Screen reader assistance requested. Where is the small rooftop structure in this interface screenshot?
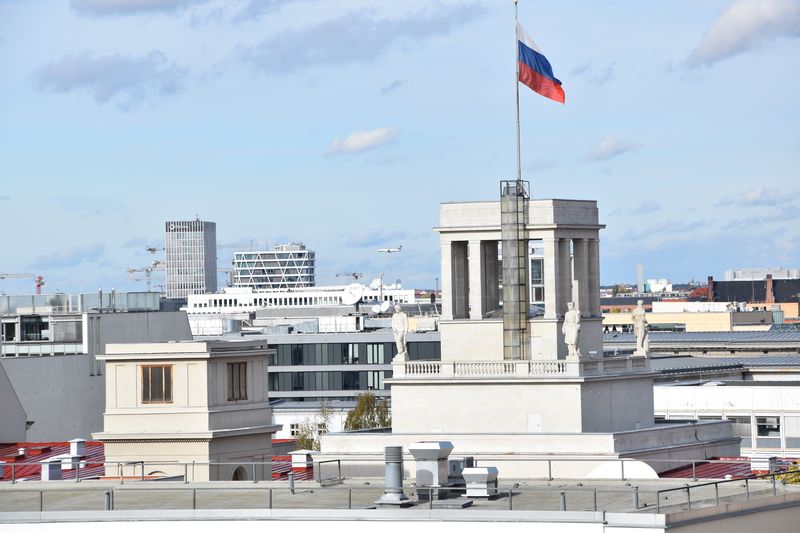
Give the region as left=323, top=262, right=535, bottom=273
left=93, top=340, right=280, bottom=482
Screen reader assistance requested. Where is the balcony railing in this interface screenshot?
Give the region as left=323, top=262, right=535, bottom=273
left=393, top=356, right=650, bottom=379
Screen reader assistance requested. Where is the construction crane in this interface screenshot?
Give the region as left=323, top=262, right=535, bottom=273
left=218, top=267, right=235, bottom=288
left=127, top=261, right=163, bottom=292
left=336, top=272, right=363, bottom=282
left=0, top=272, right=42, bottom=294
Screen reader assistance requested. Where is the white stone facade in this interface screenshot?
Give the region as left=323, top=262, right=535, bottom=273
left=94, top=340, right=280, bottom=481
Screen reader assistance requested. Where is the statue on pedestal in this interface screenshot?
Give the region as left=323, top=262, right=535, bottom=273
left=632, top=300, right=650, bottom=356
left=391, top=304, right=409, bottom=361
left=562, top=301, right=581, bottom=359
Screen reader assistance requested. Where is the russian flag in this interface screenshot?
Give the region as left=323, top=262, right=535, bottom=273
left=517, top=23, right=565, bottom=104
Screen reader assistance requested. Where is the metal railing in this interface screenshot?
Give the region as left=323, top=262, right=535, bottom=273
left=0, top=456, right=769, bottom=485
left=2, top=477, right=796, bottom=515
left=655, top=468, right=800, bottom=513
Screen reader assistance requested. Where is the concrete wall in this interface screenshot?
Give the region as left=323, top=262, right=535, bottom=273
left=0, top=361, right=26, bottom=442
left=319, top=421, right=737, bottom=478
left=391, top=381, right=584, bottom=433
left=0, top=354, right=104, bottom=441
left=580, top=376, right=655, bottom=432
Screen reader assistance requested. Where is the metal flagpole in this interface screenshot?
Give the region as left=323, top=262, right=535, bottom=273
left=514, top=0, right=522, bottom=182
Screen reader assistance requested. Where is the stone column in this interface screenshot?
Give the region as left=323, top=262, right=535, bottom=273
left=440, top=241, right=453, bottom=320
left=450, top=241, right=469, bottom=319
left=573, top=238, right=589, bottom=317
left=481, top=241, right=500, bottom=314
left=468, top=240, right=484, bottom=320
left=558, top=238, right=572, bottom=317
left=543, top=238, right=560, bottom=319
left=588, top=238, right=601, bottom=317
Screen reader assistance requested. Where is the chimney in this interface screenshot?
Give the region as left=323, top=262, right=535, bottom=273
left=707, top=276, right=714, bottom=302
left=765, top=274, right=775, bottom=304
left=69, top=438, right=86, bottom=457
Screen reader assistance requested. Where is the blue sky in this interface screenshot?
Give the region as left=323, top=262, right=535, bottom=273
left=0, top=0, right=798, bottom=294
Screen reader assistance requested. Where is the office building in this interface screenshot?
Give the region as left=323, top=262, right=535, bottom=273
left=165, top=219, right=217, bottom=298
left=233, top=243, right=314, bottom=290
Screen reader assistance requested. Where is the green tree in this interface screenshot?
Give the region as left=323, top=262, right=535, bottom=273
left=293, top=402, right=332, bottom=451
left=344, top=392, right=391, bottom=431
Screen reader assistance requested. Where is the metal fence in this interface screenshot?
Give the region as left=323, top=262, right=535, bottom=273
left=0, top=459, right=798, bottom=515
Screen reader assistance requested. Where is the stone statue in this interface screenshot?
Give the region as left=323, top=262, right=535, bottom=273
left=391, top=304, right=409, bottom=360
left=632, top=299, right=650, bottom=356
left=562, top=301, right=581, bottom=359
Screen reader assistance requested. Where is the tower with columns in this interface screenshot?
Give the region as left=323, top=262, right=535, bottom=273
left=320, top=195, right=739, bottom=478
left=437, top=198, right=602, bottom=362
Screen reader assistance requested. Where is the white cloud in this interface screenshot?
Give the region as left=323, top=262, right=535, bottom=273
left=716, top=187, right=797, bottom=207
left=35, top=51, right=188, bottom=110
left=70, top=0, right=208, bottom=16
left=328, top=128, right=397, bottom=155
left=687, top=0, right=800, bottom=67
left=586, top=138, right=643, bottom=162
left=32, top=244, right=105, bottom=269
left=240, top=3, right=485, bottom=74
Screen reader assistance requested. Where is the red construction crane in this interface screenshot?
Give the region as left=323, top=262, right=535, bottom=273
left=0, top=273, right=43, bottom=294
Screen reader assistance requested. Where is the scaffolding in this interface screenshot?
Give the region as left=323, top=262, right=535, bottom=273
left=500, top=180, right=529, bottom=360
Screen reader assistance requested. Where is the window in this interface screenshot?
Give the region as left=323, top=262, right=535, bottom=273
left=756, top=416, right=780, bottom=448
left=142, top=365, right=172, bottom=403
left=727, top=416, right=752, bottom=448
left=227, top=362, right=248, bottom=401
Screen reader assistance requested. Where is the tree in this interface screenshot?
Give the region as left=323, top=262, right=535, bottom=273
left=293, top=402, right=332, bottom=451
left=344, top=392, right=391, bottom=431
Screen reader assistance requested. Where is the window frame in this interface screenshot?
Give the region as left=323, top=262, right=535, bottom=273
left=227, top=361, right=248, bottom=401
left=141, top=364, right=173, bottom=404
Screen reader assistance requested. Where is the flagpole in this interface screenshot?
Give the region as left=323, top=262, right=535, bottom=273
left=514, top=0, right=522, bottom=182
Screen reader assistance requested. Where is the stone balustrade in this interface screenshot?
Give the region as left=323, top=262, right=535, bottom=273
left=392, top=356, right=650, bottom=379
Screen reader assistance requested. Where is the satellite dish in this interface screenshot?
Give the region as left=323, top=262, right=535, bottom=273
left=371, top=304, right=381, bottom=314
left=369, top=278, right=381, bottom=290
left=341, top=283, right=364, bottom=305
left=380, top=301, right=392, bottom=313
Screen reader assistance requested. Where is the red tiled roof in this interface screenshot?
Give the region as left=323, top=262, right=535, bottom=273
left=660, top=458, right=753, bottom=479
left=271, top=455, right=313, bottom=481
left=0, top=442, right=105, bottom=482
left=1, top=442, right=312, bottom=482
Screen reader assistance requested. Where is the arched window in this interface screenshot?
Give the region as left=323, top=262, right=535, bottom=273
left=232, top=466, right=248, bottom=481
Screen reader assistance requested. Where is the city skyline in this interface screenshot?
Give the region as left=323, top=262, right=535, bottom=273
left=1, top=0, right=798, bottom=294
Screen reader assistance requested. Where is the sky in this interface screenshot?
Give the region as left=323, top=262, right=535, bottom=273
left=0, top=0, right=799, bottom=295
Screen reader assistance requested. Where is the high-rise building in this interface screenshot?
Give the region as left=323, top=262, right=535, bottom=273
left=232, top=243, right=315, bottom=290
left=165, top=219, right=217, bottom=298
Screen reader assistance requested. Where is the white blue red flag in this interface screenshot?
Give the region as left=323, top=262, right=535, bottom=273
left=517, top=23, right=565, bottom=104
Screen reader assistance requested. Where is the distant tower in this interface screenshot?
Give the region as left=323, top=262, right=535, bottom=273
left=636, top=263, right=644, bottom=293
left=165, top=219, right=217, bottom=298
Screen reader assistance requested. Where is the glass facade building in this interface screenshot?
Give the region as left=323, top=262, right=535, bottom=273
left=165, top=219, right=217, bottom=298
left=266, top=334, right=440, bottom=402
left=233, top=243, right=315, bottom=290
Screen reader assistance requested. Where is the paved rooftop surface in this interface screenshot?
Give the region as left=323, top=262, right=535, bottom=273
left=1, top=477, right=798, bottom=516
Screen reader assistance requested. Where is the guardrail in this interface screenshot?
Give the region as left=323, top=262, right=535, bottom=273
left=1, top=473, right=797, bottom=515
left=396, top=357, right=650, bottom=379
left=654, top=468, right=800, bottom=513
left=0, top=457, right=773, bottom=484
